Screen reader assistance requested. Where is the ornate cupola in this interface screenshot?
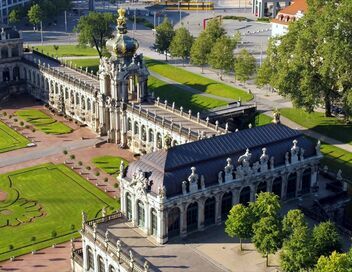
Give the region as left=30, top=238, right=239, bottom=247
left=106, top=8, right=139, bottom=64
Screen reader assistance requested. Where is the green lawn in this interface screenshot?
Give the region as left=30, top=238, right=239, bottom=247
left=0, top=121, right=30, bottom=153
left=145, top=58, right=253, bottom=101
left=69, top=58, right=100, bottom=74
left=92, top=156, right=129, bottom=175
left=15, top=109, right=72, bottom=134
left=251, top=113, right=273, bottom=127
left=0, top=163, right=119, bottom=261
left=280, top=108, right=352, bottom=145
left=149, top=76, right=227, bottom=112
left=34, top=45, right=98, bottom=57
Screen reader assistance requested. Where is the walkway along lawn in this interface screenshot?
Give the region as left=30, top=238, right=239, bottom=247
left=34, top=45, right=98, bottom=58
left=280, top=108, right=352, bottom=145
left=16, top=109, right=72, bottom=135
left=0, top=121, right=30, bottom=153
left=92, top=156, right=129, bottom=175
left=145, top=58, right=253, bottom=101
left=0, top=163, right=119, bottom=261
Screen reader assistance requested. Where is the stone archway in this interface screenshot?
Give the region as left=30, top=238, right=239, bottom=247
left=256, top=181, right=267, bottom=195
left=301, top=169, right=311, bottom=194
left=239, top=186, right=251, bottom=206
left=272, top=177, right=282, bottom=198
left=221, top=191, right=233, bottom=220
left=287, top=173, right=297, bottom=199
left=204, top=197, right=216, bottom=226
left=168, top=207, right=180, bottom=238
left=187, top=202, right=198, bottom=232
left=2, top=67, right=10, bottom=82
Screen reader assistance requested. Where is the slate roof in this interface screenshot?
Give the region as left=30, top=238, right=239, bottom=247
left=126, top=124, right=317, bottom=197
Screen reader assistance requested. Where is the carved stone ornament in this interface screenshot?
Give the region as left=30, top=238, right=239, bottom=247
left=260, top=147, right=269, bottom=172
left=238, top=149, right=252, bottom=174
left=290, top=139, right=299, bottom=163
left=158, top=185, right=166, bottom=199
left=188, top=167, right=199, bottom=193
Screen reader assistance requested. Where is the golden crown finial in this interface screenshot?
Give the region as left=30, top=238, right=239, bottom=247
left=117, top=8, right=127, bottom=34
left=118, top=8, right=126, bottom=18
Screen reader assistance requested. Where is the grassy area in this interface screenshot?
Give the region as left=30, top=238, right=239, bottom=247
left=34, top=45, right=98, bottom=57
left=320, top=143, right=352, bottom=178
left=69, top=58, right=100, bottom=74
left=0, top=121, right=30, bottom=153
left=92, top=156, right=129, bottom=175
left=0, top=163, right=119, bottom=261
left=251, top=112, right=272, bottom=127
left=15, top=109, right=72, bottom=135
left=149, top=76, right=227, bottom=112
left=145, top=59, right=253, bottom=101
left=280, top=108, right=352, bottom=145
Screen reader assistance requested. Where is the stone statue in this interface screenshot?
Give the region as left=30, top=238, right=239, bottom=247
left=102, top=207, right=106, bottom=218
left=81, top=211, right=87, bottom=224
left=236, top=165, right=244, bottom=179
left=252, top=161, right=260, bottom=174
left=238, top=149, right=252, bottom=174
left=129, top=249, right=134, bottom=262
left=158, top=185, right=166, bottom=199
left=260, top=147, right=269, bottom=172
left=290, top=139, right=299, bottom=163
left=188, top=167, right=199, bottom=193
left=218, top=171, right=223, bottom=184
left=119, top=161, right=125, bottom=177
left=272, top=109, right=280, bottom=124
left=300, top=148, right=305, bottom=161
left=336, top=169, right=343, bottom=182
left=164, top=133, right=172, bottom=150
left=105, top=230, right=109, bottom=241
left=182, top=181, right=187, bottom=195
left=315, top=140, right=322, bottom=155
left=200, top=175, right=205, bottom=189
left=116, top=239, right=121, bottom=252
left=144, top=261, right=150, bottom=272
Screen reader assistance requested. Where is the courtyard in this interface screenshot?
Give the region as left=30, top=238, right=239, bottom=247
left=0, top=163, right=119, bottom=261
left=0, top=120, right=30, bottom=153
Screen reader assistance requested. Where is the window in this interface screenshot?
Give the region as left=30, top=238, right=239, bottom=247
left=137, top=201, right=145, bottom=228
left=151, top=209, right=157, bottom=236
left=126, top=193, right=132, bottom=220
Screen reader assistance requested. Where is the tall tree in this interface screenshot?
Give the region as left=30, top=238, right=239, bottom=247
left=75, top=12, right=115, bottom=58
left=234, top=49, right=257, bottom=83
left=262, top=0, right=352, bottom=117
left=8, top=9, right=20, bottom=25
left=169, top=26, right=193, bottom=65
left=154, top=17, right=175, bottom=61
left=27, top=4, right=44, bottom=30
left=280, top=225, right=315, bottom=272
left=225, top=204, right=254, bottom=251
left=250, top=192, right=281, bottom=220
left=208, top=36, right=235, bottom=80
left=312, top=221, right=341, bottom=259
left=204, top=18, right=226, bottom=44
left=314, top=250, right=352, bottom=272
left=282, top=209, right=307, bottom=238
left=190, top=32, right=209, bottom=73
left=252, top=215, right=283, bottom=267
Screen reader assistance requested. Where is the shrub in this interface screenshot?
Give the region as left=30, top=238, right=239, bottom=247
left=86, top=166, right=91, bottom=170
left=63, top=150, right=68, bottom=155
left=78, top=161, right=83, bottom=166
left=13, top=118, right=18, bottom=122
left=31, top=236, right=36, bottom=242
left=9, top=115, right=12, bottom=119
left=70, top=224, right=75, bottom=230
left=25, top=125, right=30, bottom=129
left=113, top=183, right=119, bottom=188
left=70, top=154, right=75, bottom=160
left=95, top=171, right=100, bottom=177
left=51, top=230, right=57, bottom=238
left=104, top=177, right=108, bottom=182
left=3, top=112, right=7, bottom=116
left=19, top=121, right=24, bottom=126
left=8, top=244, right=14, bottom=251
left=32, top=129, right=36, bottom=133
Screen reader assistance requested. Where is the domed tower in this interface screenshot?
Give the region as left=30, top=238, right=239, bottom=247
left=97, top=8, right=149, bottom=146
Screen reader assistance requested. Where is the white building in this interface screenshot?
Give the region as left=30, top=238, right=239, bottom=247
left=252, top=0, right=291, bottom=18
left=0, top=0, right=30, bottom=24
left=271, top=0, right=307, bottom=36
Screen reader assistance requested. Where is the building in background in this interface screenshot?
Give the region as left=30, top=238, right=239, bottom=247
left=252, top=0, right=291, bottom=18
left=0, top=0, right=30, bottom=24
left=271, top=0, right=308, bottom=36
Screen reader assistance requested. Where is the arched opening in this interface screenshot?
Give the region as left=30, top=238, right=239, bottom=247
left=87, top=98, right=91, bottom=111
left=109, top=265, right=116, bottom=272
left=97, top=255, right=105, bottom=272
left=65, top=89, right=68, bottom=100
left=256, top=181, right=267, bottom=195
left=137, top=200, right=145, bottom=228
left=127, top=118, right=132, bottom=131
left=81, top=95, right=86, bottom=110
left=134, top=122, right=139, bottom=135
left=86, top=246, right=94, bottom=270
left=187, top=202, right=198, bottom=232
left=156, top=132, right=162, bottom=149
left=1, top=47, right=8, bottom=58
left=287, top=173, right=297, bottom=199
left=12, top=46, right=19, bottom=57
left=13, top=66, right=20, bottom=80
left=126, top=192, right=132, bottom=220
left=151, top=208, right=157, bottom=236
left=221, top=192, right=233, bottom=220
left=168, top=207, right=180, bottom=238
left=301, top=169, right=311, bottom=194
left=148, top=129, right=154, bottom=143
left=239, top=186, right=251, bottom=206
left=75, top=93, right=79, bottom=105
left=2, top=68, right=10, bottom=81
left=204, top=197, right=216, bottom=226
left=272, top=177, right=282, bottom=198
left=92, top=102, right=96, bottom=114
left=141, top=125, right=146, bottom=141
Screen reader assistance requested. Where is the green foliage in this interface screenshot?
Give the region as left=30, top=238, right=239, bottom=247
left=280, top=225, right=315, bottom=272
left=234, top=49, right=257, bottom=82
left=92, top=156, right=128, bottom=175
left=8, top=9, right=20, bottom=25
left=314, top=250, right=352, bottom=272
left=255, top=59, right=272, bottom=87
left=0, top=121, right=30, bottom=153
left=225, top=204, right=254, bottom=250
left=282, top=209, right=307, bottom=238
left=190, top=32, right=210, bottom=72
left=169, top=27, right=193, bottom=63
left=27, top=4, right=44, bottom=27
left=154, top=17, right=175, bottom=60
left=204, top=18, right=226, bottom=44
left=312, top=221, right=341, bottom=259
left=252, top=215, right=283, bottom=266
left=51, top=230, right=57, bottom=238
left=75, top=12, right=115, bottom=58
left=208, top=36, right=235, bottom=79
left=250, top=192, right=281, bottom=219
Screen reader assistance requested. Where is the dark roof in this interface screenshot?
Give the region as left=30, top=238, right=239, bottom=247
left=126, top=124, right=317, bottom=197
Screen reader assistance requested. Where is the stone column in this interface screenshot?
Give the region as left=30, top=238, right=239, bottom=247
left=215, top=194, right=222, bottom=225
left=197, top=199, right=205, bottom=231
left=250, top=184, right=256, bottom=202
left=120, top=186, right=125, bottom=215
left=266, top=179, right=273, bottom=193
left=82, top=238, right=88, bottom=271
left=8, top=46, right=12, bottom=58
left=145, top=204, right=150, bottom=235
left=296, top=170, right=303, bottom=196
left=120, top=109, right=127, bottom=148
left=180, top=204, right=187, bottom=238
left=157, top=209, right=166, bottom=244
left=281, top=175, right=288, bottom=201
left=131, top=194, right=137, bottom=227
left=310, top=166, right=318, bottom=190
left=232, top=188, right=240, bottom=205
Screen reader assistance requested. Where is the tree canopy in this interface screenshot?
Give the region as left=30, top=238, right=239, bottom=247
left=75, top=12, right=115, bottom=58
left=8, top=9, right=20, bottom=25
left=312, top=221, right=341, bottom=259
left=154, top=17, right=175, bottom=61
left=169, top=26, right=193, bottom=65
left=27, top=4, right=44, bottom=27
left=190, top=32, right=209, bottom=73
left=258, top=0, right=352, bottom=117
left=250, top=192, right=281, bottom=219
left=234, top=49, right=256, bottom=83
left=282, top=209, right=307, bottom=238
left=314, top=250, right=352, bottom=272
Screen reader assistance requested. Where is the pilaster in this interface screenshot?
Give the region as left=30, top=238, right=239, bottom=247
left=197, top=199, right=205, bottom=231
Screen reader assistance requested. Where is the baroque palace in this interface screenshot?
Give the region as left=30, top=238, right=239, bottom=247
left=0, top=8, right=322, bottom=272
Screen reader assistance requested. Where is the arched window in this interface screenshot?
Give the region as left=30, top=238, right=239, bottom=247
left=1, top=47, right=8, bottom=58
left=87, top=98, right=91, bottom=111
left=76, top=93, right=79, bottom=105
left=187, top=202, right=198, bottom=232
left=134, top=122, right=139, bottom=135
left=148, top=129, right=154, bottom=143
left=109, top=265, right=116, bottom=272
left=81, top=95, right=86, bottom=109
left=156, top=132, right=162, bottom=149
left=13, top=66, right=20, bottom=80
left=287, top=173, right=297, bottom=199
left=2, top=67, right=10, bottom=81
left=239, top=186, right=251, bottom=206
left=204, top=197, right=216, bottom=226
left=168, top=207, right=180, bottom=238
left=65, top=88, right=69, bottom=100
left=137, top=200, right=145, bottom=228
left=126, top=192, right=132, bottom=220
left=221, top=191, right=233, bottom=220
left=256, top=181, right=267, bottom=195
left=92, top=102, right=96, bottom=114
left=97, top=255, right=105, bottom=272
left=127, top=118, right=132, bottom=131
left=151, top=208, right=157, bottom=236
left=12, top=46, right=19, bottom=57
left=86, top=246, right=94, bottom=270
left=301, top=169, right=311, bottom=194
left=141, top=125, right=146, bottom=141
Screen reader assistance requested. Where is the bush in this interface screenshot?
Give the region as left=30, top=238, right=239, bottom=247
left=9, top=115, right=12, bottom=119
left=143, top=21, right=154, bottom=29
left=8, top=244, right=14, bottom=251
left=63, top=150, right=68, bottom=155
left=25, top=125, right=30, bottom=129
left=113, top=183, right=119, bottom=188
left=104, top=177, right=108, bottom=182
left=223, top=15, right=249, bottom=21
left=70, top=224, right=75, bottom=230
left=51, top=230, right=57, bottom=238
left=31, top=236, right=36, bottom=242
left=257, top=17, right=270, bottom=23
left=32, top=129, right=36, bottom=133
left=70, top=154, right=75, bottom=160
left=95, top=171, right=100, bottom=177
left=86, top=166, right=91, bottom=170
left=78, top=161, right=83, bottom=166
left=3, top=112, right=7, bottom=116
left=13, top=118, right=18, bottom=122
